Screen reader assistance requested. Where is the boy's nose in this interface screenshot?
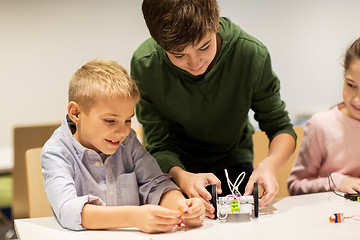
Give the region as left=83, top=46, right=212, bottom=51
left=115, top=125, right=126, bottom=136
left=187, top=55, right=201, bottom=69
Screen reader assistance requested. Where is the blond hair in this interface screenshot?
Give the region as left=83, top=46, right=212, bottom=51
left=69, top=59, right=140, bottom=113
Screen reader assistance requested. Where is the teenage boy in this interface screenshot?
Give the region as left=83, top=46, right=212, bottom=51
left=131, top=0, right=296, bottom=217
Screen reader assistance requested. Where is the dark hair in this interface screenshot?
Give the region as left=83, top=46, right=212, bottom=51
left=142, top=0, right=219, bottom=52
left=344, top=37, right=360, bottom=72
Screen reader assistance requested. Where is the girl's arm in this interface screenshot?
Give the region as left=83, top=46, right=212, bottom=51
left=287, top=117, right=329, bottom=195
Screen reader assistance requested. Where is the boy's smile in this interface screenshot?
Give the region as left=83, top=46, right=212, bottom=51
left=166, top=32, right=219, bottom=76
left=70, top=97, right=136, bottom=155
left=105, top=139, right=121, bottom=146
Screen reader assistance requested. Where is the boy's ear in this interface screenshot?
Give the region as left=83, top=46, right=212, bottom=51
left=67, top=101, right=81, bottom=124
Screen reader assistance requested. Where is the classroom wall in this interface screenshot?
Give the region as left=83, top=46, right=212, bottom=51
left=1, top=0, right=359, bottom=148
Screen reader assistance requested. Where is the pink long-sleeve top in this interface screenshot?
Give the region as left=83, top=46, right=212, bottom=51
left=288, top=104, right=360, bottom=195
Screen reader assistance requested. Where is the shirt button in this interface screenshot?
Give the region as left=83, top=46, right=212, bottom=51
left=109, top=190, right=114, bottom=195
left=95, top=161, right=100, bottom=166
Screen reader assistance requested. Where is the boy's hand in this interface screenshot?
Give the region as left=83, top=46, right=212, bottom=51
left=244, top=159, right=278, bottom=207
left=169, top=167, right=221, bottom=218
left=134, top=205, right=180, bottom=233
left=177, top=198, right=205, bottom=227
left=339, top=176, right=360, bottom=194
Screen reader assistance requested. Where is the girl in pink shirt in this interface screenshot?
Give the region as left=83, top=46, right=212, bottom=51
left=288, top=38, right=360, bottom=195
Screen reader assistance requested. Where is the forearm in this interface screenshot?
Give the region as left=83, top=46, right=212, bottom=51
left=168, top=166, right=191, bottom=188
left=81, top=204, right=139, bottom=229
left=159, top=189, right=185, bottom=210
left=288, top=171, right=347, bottom=195
left=288, top=176, right=332, bottom=195
left=261, top=133, right=296, bottom=171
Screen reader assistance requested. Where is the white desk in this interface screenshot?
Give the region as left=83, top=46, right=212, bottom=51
left=0, top=146, right=13, bottom=174
left=14, top=192, right=360, bottom=240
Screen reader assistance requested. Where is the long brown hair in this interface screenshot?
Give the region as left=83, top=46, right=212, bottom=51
left=344, top=37, right=360, bottom=72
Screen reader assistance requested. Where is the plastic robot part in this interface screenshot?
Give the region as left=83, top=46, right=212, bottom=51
left=177, top=208, right=184, bottom=227
left=207, top=170, right=259, bottom=220
left=216, top=189, right=258, bottom=220
left=329, top=213, right=344, bottom=223
left=224, top=169, right=245, bottom=198
left=344, top=193, right=360, bottom=201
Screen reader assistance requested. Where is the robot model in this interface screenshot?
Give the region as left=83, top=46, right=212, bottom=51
left=208, top=170, right=259, bottom=220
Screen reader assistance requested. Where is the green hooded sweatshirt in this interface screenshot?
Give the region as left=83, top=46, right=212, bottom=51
left=131, top=17, right=296, bottom=173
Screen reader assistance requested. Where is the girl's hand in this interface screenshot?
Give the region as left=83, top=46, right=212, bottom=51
left=339, top=176, right=360, bottom=194
left=134, top=205, right=180, bottom=233
left=177, top=198, right=205, bottom=227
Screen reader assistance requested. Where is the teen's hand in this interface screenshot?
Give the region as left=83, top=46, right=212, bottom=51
left=244, top=159, right=279, bottom=207
left=177, top=198, right=205, bottom=227
left=339, top=176, right=360, bottom=194
left=134, top=205, right=180, bottom=233
left=169, top=167, right=221, bottom=218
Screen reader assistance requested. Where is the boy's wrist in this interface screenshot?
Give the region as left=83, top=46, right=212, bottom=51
left=169, top=166, right=190, bottom=188
left=160, top=189, right=185, bottom=210
left=131, top=206, right=143, bottom=229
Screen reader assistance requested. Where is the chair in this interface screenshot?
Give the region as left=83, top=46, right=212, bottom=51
left=13, top=123, right=60, bottom=219
left=25, top=147, right=53, bottom=218
left=252, top=126, right=304, bottom=198
left=0, top=175, right=12, bottom=227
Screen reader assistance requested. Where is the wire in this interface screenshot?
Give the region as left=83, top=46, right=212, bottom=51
left=344, top=215, right=360, bottom=221
left=224, top=169, right=245, bottom=197
left=344, top=216, right=360, bottom=221
left=328, top=173, right=345, bottom=198
left=224, top=169, right=246, bottom=210
left=328, top=174, right=360, bottom=223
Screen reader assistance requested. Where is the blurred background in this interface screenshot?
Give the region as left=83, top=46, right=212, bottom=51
left=1, top=0, right=359, bottom=239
